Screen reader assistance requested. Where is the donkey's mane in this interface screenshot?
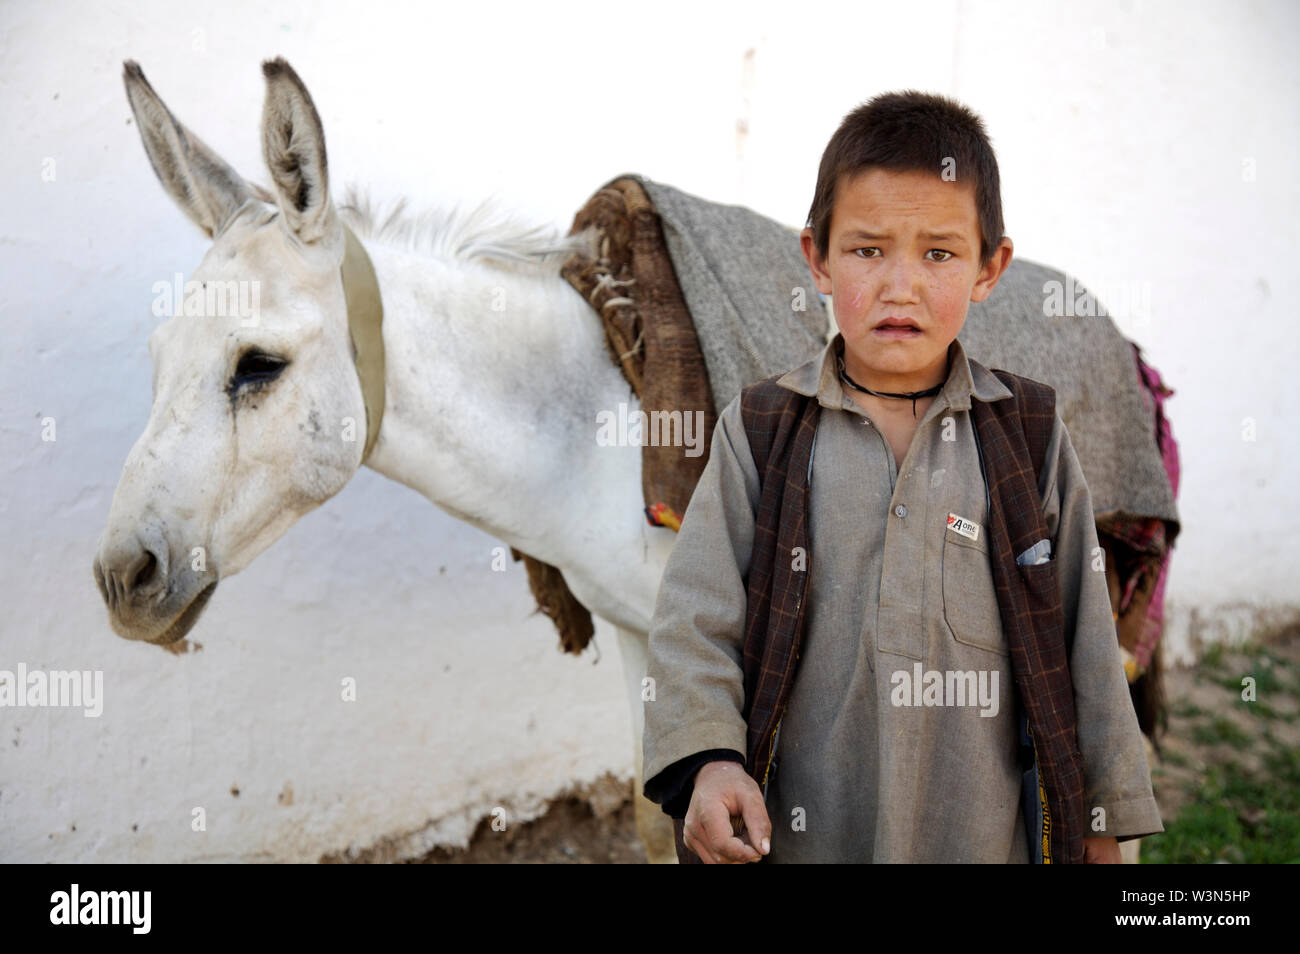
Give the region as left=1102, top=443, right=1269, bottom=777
left=335, top=184, right=594, bottom=275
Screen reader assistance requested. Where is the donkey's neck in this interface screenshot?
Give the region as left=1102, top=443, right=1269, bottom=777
left=357, top=238, right=647, bottom=578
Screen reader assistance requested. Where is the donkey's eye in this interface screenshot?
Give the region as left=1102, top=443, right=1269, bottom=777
left=232, top=350, right=289, bottom=389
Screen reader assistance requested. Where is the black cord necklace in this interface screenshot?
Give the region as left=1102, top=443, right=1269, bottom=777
left=837, top=354, right=944, bottom=418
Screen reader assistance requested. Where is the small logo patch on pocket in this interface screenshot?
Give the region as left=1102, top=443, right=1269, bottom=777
left=946, top=512, right=980, bottom=541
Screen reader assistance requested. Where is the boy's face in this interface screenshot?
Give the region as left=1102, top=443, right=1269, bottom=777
left=801, top=167, right=1013, bottom=397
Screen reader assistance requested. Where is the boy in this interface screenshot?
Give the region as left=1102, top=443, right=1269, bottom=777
left=640, top=91, right=1163, bottom=863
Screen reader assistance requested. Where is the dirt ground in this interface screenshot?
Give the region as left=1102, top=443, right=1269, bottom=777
left=408, top=784, right=648, bottom=864
left=398, top=624, right=1300, bottom=864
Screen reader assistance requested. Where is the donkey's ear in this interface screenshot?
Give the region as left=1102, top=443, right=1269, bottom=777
left=260, top=58, right=337, bottom=245
left=123, top=61, right=255, bottom=238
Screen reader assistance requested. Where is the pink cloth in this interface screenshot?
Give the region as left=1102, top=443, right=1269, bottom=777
left=1130, top=344, right=1180, bottom=670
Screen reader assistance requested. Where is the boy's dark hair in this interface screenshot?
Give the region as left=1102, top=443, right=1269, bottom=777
left=806, top=90, right=1004, bottom=269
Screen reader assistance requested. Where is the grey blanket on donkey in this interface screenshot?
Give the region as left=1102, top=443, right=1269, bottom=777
left=633, top=174, right=1178, bottom=530
left=960, top=260, right=1178, bottom=528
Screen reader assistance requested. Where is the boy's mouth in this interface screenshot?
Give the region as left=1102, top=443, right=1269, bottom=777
left=873, top=317, right=922, bottom=338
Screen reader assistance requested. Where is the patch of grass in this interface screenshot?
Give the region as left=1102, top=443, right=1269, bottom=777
left=1169, top=699, right=1207, bottom=719
left=1189, top=716, right=1255, bottom=749
left=1199, top=641, right=1227, bottom=670
left=1142, top=753, right=1300, bottom=863
left=1262, top=733, right=1300, bottom=767
left=1239, top=640, right=1300, bottom=688
left=1238, top=699, right=1284, bottom=721
left=1212, top=658, right=1286, bottom=698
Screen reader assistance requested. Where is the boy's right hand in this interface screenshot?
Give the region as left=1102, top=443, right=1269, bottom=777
left=684, top=761, right=773, bottom=863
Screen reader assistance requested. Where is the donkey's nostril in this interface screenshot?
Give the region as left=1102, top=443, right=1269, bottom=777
left=93, top=556, right=109, bottom=605
left=96, top=530, right=171, bottom=616
left=128, top=548, right=160, bottom=594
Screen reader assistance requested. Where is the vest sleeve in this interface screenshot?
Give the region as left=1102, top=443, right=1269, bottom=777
left=641, top=395, right=761, bottom=805
left=1046, top=411, right=1165, bottom=841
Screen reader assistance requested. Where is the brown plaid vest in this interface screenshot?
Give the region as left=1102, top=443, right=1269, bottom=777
left=673, top=366, right=1087, bottom=864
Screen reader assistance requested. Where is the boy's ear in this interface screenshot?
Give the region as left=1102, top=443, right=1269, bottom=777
left=800, top=227, right=834, bottom=296
left=970, top=237, right=1014, bottom=303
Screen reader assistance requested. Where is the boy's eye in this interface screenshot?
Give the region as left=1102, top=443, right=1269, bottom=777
left=852, top=248, right=954, bottom=262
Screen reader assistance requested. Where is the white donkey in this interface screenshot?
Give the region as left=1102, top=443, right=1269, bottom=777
left=96, top=59, right=681, bottom=862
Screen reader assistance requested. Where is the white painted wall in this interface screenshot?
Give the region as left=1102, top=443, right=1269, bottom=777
left=1, top=0, right=1294, bottom=861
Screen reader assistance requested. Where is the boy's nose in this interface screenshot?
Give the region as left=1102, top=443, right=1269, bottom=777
left=881, top=257, right=923, bottom=299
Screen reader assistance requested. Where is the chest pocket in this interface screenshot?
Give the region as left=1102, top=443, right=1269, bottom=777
left=941, top=529, right=1008, bottom=656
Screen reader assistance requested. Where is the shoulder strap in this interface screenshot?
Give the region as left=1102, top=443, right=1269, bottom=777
left=738, top=376, right=812, bottom=484
left=990, top=368, right=1056, bottom=488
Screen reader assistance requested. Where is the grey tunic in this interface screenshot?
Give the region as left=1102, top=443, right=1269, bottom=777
left=642, top=331, right=1163, bottom=862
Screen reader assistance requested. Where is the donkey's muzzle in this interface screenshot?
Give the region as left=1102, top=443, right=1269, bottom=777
left=93, top=530, right=219, bottom=644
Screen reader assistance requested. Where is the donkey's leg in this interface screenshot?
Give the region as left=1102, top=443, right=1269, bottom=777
left=615, top=624, right=678, bottom=864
